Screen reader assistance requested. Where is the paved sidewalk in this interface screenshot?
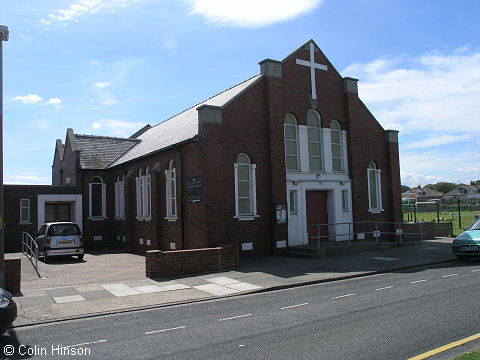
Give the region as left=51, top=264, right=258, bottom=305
left=11, top=238, right=458, bottom=327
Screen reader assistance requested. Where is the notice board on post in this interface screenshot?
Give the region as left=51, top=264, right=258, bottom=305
left=186, top=176, right=203, bottom=202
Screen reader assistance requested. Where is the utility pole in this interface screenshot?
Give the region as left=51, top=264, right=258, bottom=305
left=0, top=25, right=9, bottom=288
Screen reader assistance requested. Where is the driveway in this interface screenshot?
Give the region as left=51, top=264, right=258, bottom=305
left=9, top=249, right=146, bottom=292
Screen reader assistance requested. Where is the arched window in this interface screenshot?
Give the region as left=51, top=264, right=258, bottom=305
left=114, top=175, right=126, bottom=219
left=367, top=161, right=382, bottom=212
left=284, top=114, right=299, bottom=171
left=136, top=168, right=152, bottom=220
left=89, top=176, right=106, bottom=219
left=307, top=110, right=322, bottom=171
left=165, top=160, right=177, bottom=218
left=234, top=153, right=257, bottom=218
left=331, top=120, right=342, bottom=172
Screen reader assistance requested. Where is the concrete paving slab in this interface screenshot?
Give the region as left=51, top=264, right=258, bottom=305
left=224, top=282, right=263, bottom=291
left=75, top=284, right=103, bottom=292
left=160, top=284, right=191, bottom=291
left=46, top=287, right=79, bottom=297
left=133, top=285, right=167, bottom=294
left=53, top=295, right=86, bottom=304
left=101, top=283, right=142, bottom=297
left=126, top=280, right=154, bottom=288
left=193, top=284, right=241, bottom=296
left=20, top=290, right=48, bottom=297
left=206, top=276, right=241, bottom=285
left=16, top=296, right=55, bottom=307
left=81, top=290, right=114, bottom=300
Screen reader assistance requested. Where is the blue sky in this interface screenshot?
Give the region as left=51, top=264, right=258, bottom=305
left=1, top=0, right=479, bottom=187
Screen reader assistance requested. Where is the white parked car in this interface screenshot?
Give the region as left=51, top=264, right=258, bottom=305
left=35, top=222, right=84, bottom=262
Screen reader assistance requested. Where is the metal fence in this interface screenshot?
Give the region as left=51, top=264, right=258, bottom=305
left=22, top=231, right=39, bottom=274
left=403, top=198, right=480, bottom=236
left=307, top=221, right=427, bottom=247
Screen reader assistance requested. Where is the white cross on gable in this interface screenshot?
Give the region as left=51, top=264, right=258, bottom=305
left=295, top=42, right=328, bottom=101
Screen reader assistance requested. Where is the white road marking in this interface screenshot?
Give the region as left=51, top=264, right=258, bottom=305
left=332, top=294, right=355, bottom=300
left=442, top=274, right=459, bottom=278
left=145, top=326, right=186, bottom=335
left=64, top=340, right=107, bottom=348
left=219, top=314, right=252, bottom=322
left=410, top=279, right=428, bottom=284
left=281, top=302, right=309, bottom=310
left=472, top=269, right=480, bottom=272
left=375, top=286, right=394, bottom=291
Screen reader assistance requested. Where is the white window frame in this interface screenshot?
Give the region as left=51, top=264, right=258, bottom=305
left=307, top=110, right=323, bottom=172
left=89, top=176, right=106, bottom=220
left=165, top=160, right=177, bottom=220
left=20, top=198, right=30, bottom=223
left=136, top=168, right=151, bottom=220
left=234, top=153, right=258, bottom=220
left=114, top=175, right=125, bottom=220
left=367, top=161, right=383, bottom=213
left=331, top=120, right=343, bottom=172
left=342, top=190, right=348, bottom=212
left=289, top=190, right=297, bottom=214
left=284, top=114, right=299, bottom=171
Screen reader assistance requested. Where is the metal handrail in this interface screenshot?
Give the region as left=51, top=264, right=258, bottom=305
left=307, top=220, right=428, bottom=245
left=22, top=231, right=39, bottom=273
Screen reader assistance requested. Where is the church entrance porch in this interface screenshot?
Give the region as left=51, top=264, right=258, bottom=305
left=306, top=190, right=329, bottom=244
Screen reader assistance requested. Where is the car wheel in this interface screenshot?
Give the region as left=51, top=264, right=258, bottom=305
left=78, top=254, right=84, bottom=261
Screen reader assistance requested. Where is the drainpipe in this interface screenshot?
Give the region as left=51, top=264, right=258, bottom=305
left=173, top=146, right=185, bottom=250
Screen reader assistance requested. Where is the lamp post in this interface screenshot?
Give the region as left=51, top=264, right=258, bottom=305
left=0, top=25, right=9, bottom=288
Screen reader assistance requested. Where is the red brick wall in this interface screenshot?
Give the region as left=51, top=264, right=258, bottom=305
left=145, top=245, right=238, bottom=278
left=4, top=185, right=80, bottom=252
left=5, top=259, right=21, bottom=294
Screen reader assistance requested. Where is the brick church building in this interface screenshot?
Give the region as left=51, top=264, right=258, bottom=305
left=42, top=40, right=401, bottom=256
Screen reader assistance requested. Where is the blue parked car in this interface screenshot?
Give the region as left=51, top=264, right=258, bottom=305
left=452, top=218, right=480, bottom=260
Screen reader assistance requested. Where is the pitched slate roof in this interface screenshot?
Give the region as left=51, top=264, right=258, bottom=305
left=108, top=74, right=264, bottom=167
left=74, top=134, right=140, bottom=169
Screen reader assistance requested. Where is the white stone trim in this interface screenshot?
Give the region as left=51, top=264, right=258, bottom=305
left=37, top=194, right=82, bottom=231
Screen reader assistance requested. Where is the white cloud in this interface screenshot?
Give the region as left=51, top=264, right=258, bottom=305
left=48, top=97, right=62, bottom=105
left=163, top=34, right=178, bottom=53
left=93, top=81, right=111, bottom=88
left=404, top=134, right=474, bottom=150
left=92, top=119, right=146, bottom=137
left=13, top=94, right=42, bottom=104
left=185, top=0, right=324, bottom=28
left=5, top=174, right=45, bottom=185
left=44, top=0, right=145, bottom=24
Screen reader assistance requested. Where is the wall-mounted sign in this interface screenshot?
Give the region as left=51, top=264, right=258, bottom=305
left=186, top=176, right=203, bottom=202
left=276, top=204, right=287, bottom=224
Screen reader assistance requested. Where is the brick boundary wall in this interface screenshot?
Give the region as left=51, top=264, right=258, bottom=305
left=5, top=259, right=21, bottom=294
left=146, top=245, right=239, bottom=278
left=400, top=221, right=453, bottom=241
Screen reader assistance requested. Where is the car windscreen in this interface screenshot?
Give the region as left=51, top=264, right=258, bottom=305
left=47, top=224, right=80, bottom=236
left=469, top=219, right=480, bottom=231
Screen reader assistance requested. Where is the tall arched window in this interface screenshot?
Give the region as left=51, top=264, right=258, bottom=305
left=234, top=153, right=257, bottom=218
left=284, top=114, right=299, bottom=171
left=367, top=161, right=382, bottom=212
left=145, top=167, right=152, bottom=218
left=89, top=176, right=106, bottom=219
left=331, top=120, right=342, bottom=172
left=114, top=175, right=125, bottom=219
left=136, top=168, right=152, bottom=220
left=165, top=160, right=177, bottom=218
left=307, top=110, right=322, bottom=171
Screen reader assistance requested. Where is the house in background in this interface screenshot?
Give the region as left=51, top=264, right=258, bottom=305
left=402, top=186, right=443, bottom=203
left=443, top=185, right=480, bottom=202
left=6, top=40, right=402, bottom=256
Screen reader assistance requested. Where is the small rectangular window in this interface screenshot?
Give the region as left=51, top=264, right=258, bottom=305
left=20, top=199, right=30, bottom=223
left=342, top=190, right=348, bottom=212
left=289, top=190, right=297, bottom=214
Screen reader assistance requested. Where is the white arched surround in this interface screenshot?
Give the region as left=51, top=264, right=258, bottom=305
left=286, top=122, right=352, bottom=246
left=37, top=194, right=83, bottom=231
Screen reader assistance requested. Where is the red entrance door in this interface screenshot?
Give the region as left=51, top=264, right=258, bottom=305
left=306, top=191, right=329, bottom=243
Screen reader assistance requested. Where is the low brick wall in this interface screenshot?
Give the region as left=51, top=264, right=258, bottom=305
left=5, top=259, right=21, bottom=294
left=146, top=245, right=239, bottom=278
left=400, top=221, right=453, bottom=241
